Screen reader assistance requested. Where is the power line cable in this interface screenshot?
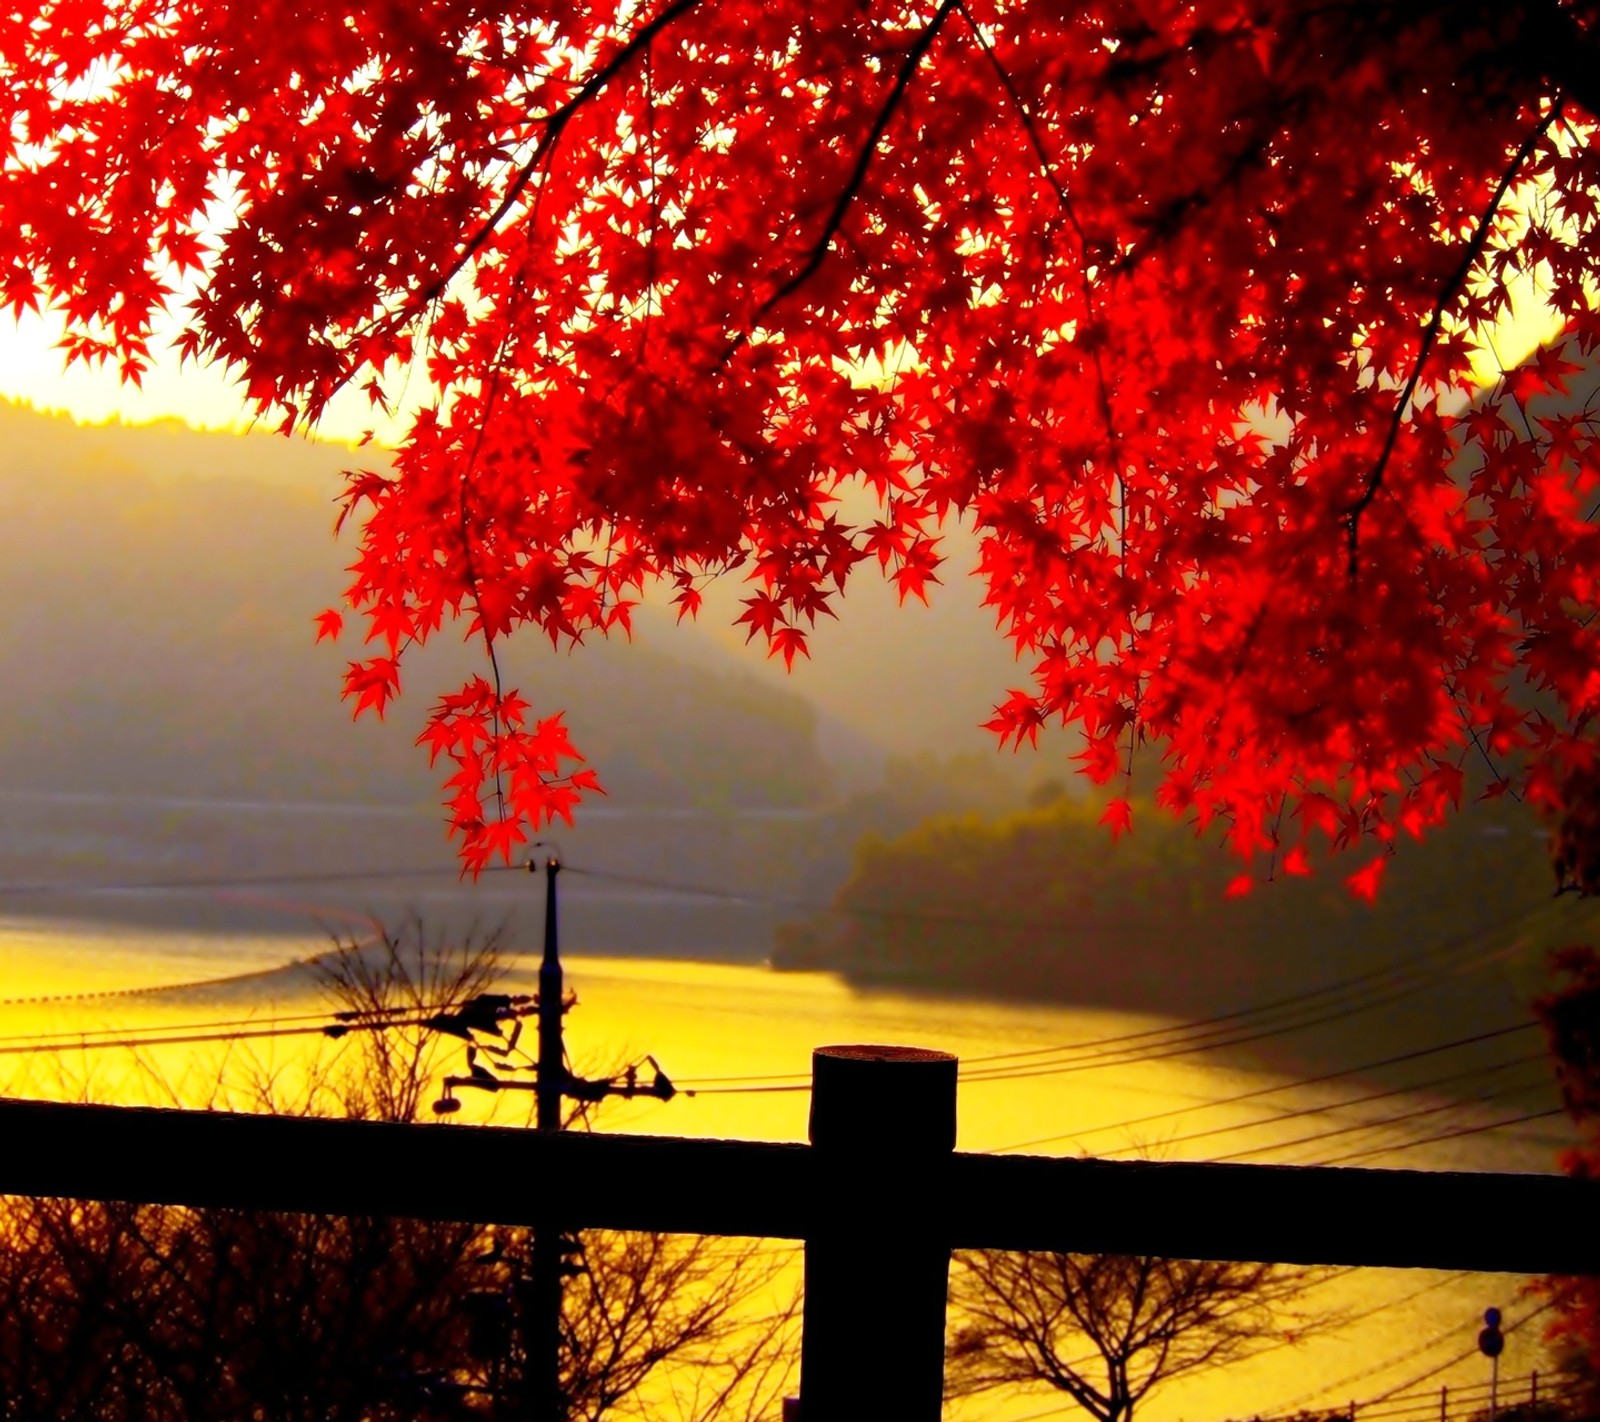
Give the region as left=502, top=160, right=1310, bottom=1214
left=0, top=934, right=384, bottom=1010
left=679, top=1080, right=815, bottom=1096
left=1261, top=1299, right=1552, bottom=1416
left=956, top=939, right=1525, bottom=1092
left=955, top=914, right=1533, bottom=1071
left=964, top=922, right=1528, bottom=1082
left=0, top=967, right=327, bottom=1010
left=559, top=861, right=1574, bottom=1062
left=0, top=864, right=466, bottom=898
left=958, top=892, right=1547, bottom=1086
left=664, top=919, right=1529, bottom=1094
left=989, top=1021, right=1539, bottom=1154
left=674, top=955, right=1516, bottom=1095
left=1207, top=1079, right=1555, bottom=1164
left=0, top=1007, right=363, bottom=1046
left=555, top=860, right=1574, bottom=1098
left=1089, top=1052, right=1548, bottom=1160
left=676, top=914, right=1540, bottom=1093
left=1309, top=1106, right=1570, bottom=1167
left=0, top=855, right=1563, bottom=1099
left=1357, top=1301, right=1556, bottom=1409
left=0, top=1011, right=447, bottom=1059
left=672, top=1067, right=814, bottom=1086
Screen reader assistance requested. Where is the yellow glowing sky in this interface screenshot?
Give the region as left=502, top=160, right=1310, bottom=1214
left=0, top=308, right=407, bottom=446
left=0, top=271, right=1564, bottom=445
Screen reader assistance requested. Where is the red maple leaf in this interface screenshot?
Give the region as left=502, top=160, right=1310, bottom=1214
left=11, top=0, right=1600, bottom=894
left=1098, top=797, right=1133, bottom=840
left=1345, top=855, right=1387, bottom=904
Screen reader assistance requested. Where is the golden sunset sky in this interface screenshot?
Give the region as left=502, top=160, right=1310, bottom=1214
left=0, top=269, right=1564, bottom=445
left=0, top=307, right=404, bottom=446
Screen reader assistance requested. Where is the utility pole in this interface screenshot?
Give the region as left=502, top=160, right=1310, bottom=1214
left=528, top=855, right=566, bottom=1422
left=536, top=857, right=564, bottom=1133
left=429, top=854, right=680, bottom=1422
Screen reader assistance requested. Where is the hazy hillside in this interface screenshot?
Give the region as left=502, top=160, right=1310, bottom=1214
left=0, top=400, right=835, bottom=812
left=0, top=403, right=1048, bottom=955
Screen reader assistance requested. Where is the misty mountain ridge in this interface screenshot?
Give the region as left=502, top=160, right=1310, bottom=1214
left=0, top=400, right=1051, bottom=954
left=0, top=399, right=848, bottom=812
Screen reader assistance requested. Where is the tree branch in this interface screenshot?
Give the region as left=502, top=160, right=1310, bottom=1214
left=1343, top=105, right=1561, bottom=579
left=957, top=0, right=1143, bottom=779
left=737, top=0, right=959, bottom=339
left=415, top=0, right=708, bottom=312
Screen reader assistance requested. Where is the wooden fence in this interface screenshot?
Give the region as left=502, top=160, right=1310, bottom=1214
left=0, top=1045, right=1593, bottom=1421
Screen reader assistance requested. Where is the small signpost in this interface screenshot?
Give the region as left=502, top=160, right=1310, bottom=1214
left=1479, top=1306, right=1505, bottom=1422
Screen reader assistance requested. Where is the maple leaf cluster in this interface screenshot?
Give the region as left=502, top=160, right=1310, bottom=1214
left=1532, top=946, right=1600, bottom=1406
left=11, top=0, right=1600, bottom=879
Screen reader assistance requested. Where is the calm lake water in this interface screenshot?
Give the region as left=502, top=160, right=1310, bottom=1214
left=0, top=916, right=1575, bottom=1422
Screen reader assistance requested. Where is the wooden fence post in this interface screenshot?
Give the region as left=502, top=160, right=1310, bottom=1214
left=798, top=1045, right=958, bottom=1422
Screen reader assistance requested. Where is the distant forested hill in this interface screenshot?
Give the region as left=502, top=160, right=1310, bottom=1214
left=773, top=791, right=1600, bottom=1033
left=0, top=401, right=831, bottom=811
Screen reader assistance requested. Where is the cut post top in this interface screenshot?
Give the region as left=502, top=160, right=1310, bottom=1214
left=809, top=1044, right=958, bottom=1156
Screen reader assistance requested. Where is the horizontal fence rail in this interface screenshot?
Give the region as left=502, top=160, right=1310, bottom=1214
left=0, top=1095, right=1593, bottom=1275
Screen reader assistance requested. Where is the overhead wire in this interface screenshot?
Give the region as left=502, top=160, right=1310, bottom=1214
left=957, top=936, right=1525, bottom=1090
left=1207, top=1078, right=1557, bottom=1164
left=0, top=1010, right=448, bottom=1059
left=1086, top=1050, right=1548, bottom=1160
left=0, top=851, right=1571, bottom=1422
left=0, top=863, right=467, bottom=898
left=0, top=855, right=1573, bottom=1110
left=536, top=860, right=1577, bottom=1100
left=0, top=911, right=1543, bottom=1101
left=1261, top=1298, right=1556, bottom=1417
left=1361, top=1301, right=1556, bottom=1404
left=675, top=914, right=1540, bottom=1093
left=0, top=964, right=337, bottom=1010
left=673, top=952, right=1511, bottom=1092
left=989, top=1021, right=1540, bottom=1154
left=679, top=1080, right=815, bottom=1096
left=953, top=917, right=1530, bottom=1070
left=0, top=931, right=387, bottom=1010
left=557, top=862, right=1554, bottom=1086
left=1309, top=1106, right=1570, bottom=1167
left=0, top=1006, right=369, bottom=1046
left=956, top=883, right=1561, bottom=1092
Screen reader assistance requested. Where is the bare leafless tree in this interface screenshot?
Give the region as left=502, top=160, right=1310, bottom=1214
left=456, top=1226, right=799, bottom=1422
left=0, top=918, right=798, bottom=1422
left=947, top=1250, right=1327, bottom=1422
left=312, top=915, right=509, bottom=1125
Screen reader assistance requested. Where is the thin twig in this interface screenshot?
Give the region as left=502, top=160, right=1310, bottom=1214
left=723, top=0, right=959, bottom=362
left=416, top=0, right=708, bottom=312
left=958, top=0, right=1141, bottom=781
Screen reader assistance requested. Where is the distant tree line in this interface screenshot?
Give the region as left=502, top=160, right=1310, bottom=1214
left=774, top=793, right=1598, bottom=1020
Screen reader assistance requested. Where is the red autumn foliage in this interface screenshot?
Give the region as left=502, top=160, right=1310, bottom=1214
left=9, top=1, right=1600, bottom=873
left=1532, top=947, right=1600, bottom=1406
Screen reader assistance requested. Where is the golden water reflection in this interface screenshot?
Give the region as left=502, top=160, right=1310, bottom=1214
left=0, top=919, right=1572, bottom=1422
